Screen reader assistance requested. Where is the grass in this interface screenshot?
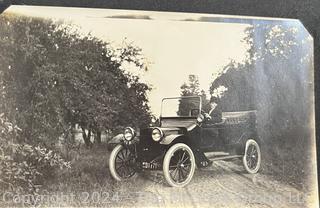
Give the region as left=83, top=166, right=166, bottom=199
left=39, top=143, right=142, bottom=207
left=260, top=127, right=316, bottom=192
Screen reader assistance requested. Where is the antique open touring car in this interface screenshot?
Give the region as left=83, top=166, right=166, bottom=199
left=109, top=96, right=261, bottom=187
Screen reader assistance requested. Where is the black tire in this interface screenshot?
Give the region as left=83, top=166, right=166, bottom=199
left=109, top=144, right=137, bottom=181
left=243, top=139, right=261, bottom=174
left=163, top=143, right=196, bottom=187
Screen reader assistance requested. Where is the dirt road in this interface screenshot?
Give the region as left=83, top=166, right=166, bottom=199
left=117, top=159, right=316, bottom=208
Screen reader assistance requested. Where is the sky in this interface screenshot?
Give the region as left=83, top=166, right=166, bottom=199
left=5, top=6, right=251, bottom=116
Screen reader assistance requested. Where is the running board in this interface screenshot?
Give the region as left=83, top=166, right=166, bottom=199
left=208, top=155, right=243, bottom=161
left=205, top=152, right=230, bottom=158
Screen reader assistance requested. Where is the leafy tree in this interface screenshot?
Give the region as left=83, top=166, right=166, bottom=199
left=211, top=22, right=312, bottom=133
left=209, top=22, right=313, bottom=186
left=178, top=75, right=208, bottom=115
left=180, top=74, right=200, bottom=96
left=0, top=14, right=152, bottom=147
left=210, top=60, right=256, bottom=112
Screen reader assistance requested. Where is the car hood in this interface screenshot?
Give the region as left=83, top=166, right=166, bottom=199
left=140, top=126, right=182, bottom=137
left=140, top=118, right=197, bottom=138
left=160, top=118, right=197, bottom=129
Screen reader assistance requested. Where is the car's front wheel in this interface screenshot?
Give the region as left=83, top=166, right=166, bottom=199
left=243, top=139, right=261, bottom=174
left=109, top=144, right=137, bottom=181
left=163, top=143, right=196, bottom=187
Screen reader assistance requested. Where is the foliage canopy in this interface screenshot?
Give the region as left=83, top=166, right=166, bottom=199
left=0, top=15, right=152, bottom=145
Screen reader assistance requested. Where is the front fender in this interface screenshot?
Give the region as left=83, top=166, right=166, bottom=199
left=234, top=131, right=259, bottom=154
left=160, top=134, right=184, bottom=145
left=108, top=133, right=124, bottom=144
left=108, top=133, right=139, bottom=150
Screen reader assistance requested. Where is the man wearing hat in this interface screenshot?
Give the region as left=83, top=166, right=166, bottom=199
left=195, top=96, right=223, bottom=168
left=204, top=96, right=222, bottom=124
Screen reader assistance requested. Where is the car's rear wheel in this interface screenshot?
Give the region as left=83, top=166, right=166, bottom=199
left=163, top=143, right=196, bottom=187
left=243, top=139, right=261, bottom=174
left=109, top=144, right=137, bottom=181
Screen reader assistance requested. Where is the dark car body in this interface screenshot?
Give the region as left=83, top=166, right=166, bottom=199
left=111, top=96, right=258, bottom=170
left=135, top=110, right=257, bottom=170
left=109, top=96, right=261, bottom=187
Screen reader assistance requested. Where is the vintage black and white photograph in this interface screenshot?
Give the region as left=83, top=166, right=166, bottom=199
left=0, top=5, right=318, bottom=207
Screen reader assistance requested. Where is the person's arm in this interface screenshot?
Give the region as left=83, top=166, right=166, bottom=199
left=204, top=112, right=211, bottom=120
left=210, top=107, right=222, bottom=123
left=202, top=105, right=212, bottom=120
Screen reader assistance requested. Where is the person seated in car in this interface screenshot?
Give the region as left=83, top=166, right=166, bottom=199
left=203, top=96, right=222, bottom=124
left=194, top=97, right=222, bottom=168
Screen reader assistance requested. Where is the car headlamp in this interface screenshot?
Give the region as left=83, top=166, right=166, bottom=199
left=124, top=127, right=135, bottom=141
left=152, top=127, right=163, bottom=142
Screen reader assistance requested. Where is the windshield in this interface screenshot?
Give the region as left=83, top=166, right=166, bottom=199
left=161, top=97, right=201, bottom=117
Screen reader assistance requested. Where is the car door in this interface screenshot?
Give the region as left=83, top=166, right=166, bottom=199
left=200, top=123, right=224, bottom=150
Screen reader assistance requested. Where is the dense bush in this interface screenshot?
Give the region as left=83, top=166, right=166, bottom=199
left=0, top=114, right=70, bottom=195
